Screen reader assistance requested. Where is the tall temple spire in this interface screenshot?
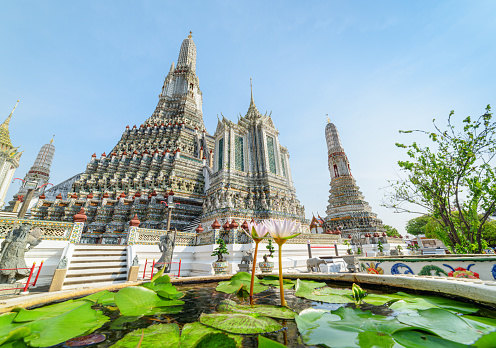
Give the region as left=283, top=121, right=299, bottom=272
left=324, top=121, right=384, bottom=236
left=250, top=78, right=255, bottom=107
left=177, top=31, right=197, bottom=72
left=246, top=78, right=261, bottom=118
left=0, top=100, right=19, bottom=150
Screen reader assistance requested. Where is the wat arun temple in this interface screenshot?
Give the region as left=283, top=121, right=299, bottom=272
left=27, top=33, right=308, bottom=236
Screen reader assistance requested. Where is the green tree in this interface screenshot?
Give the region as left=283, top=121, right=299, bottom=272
left=405, top=215, right=430, bottom=236
left=385, top=106, right=496, bottom=253
left=383, top=224, right=401, bottom=237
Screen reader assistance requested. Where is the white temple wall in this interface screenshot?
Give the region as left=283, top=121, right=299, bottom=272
left=0, top=238, right=66, bottom=287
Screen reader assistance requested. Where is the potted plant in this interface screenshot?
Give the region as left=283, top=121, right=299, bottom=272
left=377, top=240, right=385, bottom=256
left=396, top=245, right=403, bottom=255
left=343, top=240, right=353, bottom=255
left=414, top=243, right=421, bottom=255
left=212, top=238, right=229, bottom=274
left=259, top=239, right=275, bottom=273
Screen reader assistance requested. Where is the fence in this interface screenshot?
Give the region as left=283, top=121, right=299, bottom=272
left=0, top=218, right=73, bottom=240
left=0, top=261, right=44, bottom=293
left=142, top=259, right=182, bottom=280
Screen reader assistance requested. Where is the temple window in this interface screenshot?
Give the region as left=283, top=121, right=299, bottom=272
left=235, top=136, right=244, bottom=171
left=267, top=136, right=277, bottom=174
left=218, top=138, right=224, bottom=170
left=280, top=154, right=286, bottom=177
left=333, top=164, right=339, bottom=177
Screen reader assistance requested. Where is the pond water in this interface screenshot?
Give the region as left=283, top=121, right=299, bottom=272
left=66, top=281, right=495, bottom=348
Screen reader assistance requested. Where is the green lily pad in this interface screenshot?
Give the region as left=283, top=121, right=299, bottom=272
left=0, top=339, right=29, bottom=348
left=13, top=300, right=84, bottom=322
left=460, top=315, right=496, bottom=334
left=109, top=316, right=140, bottom=330
left=143, top=306, right=183, bottom=316
left=259, top=276, right=295, bottom=289
left=419, top=295, right=479, bottom=314
left=114, top=286, right=184, bottom=316
left=194, top=333, right=238, bottom=348
left=180, top=322, right=243, bottom=347
left=390, top=298, right=440, bottom=313
left=216, top=299, right=296, bottom=319
left=258, top=335, right=287, bottom=347
left=199, top=313, right=283, bottom=334
left=472, top=331, right=496, bottom=347
left=23, top=302, right=109, bottom=347
left=80, top=290, right=115, bottom=306
left=396, top=308, right=486, bottom=344
left=296, top=307, right=411, bottom=348
left=295, top=279, right=353, bottom=304
left=216, top=272, right=269, bottom=294
left=111, top=323, right=180, bottom=347
left=392, top=330, right=469, bottom=348
left=0, top=313, right=29, bottom=346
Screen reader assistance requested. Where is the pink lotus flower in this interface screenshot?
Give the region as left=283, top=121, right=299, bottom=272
left=262, top=219, right=301, bottom=307
left=263, top=219, right=301, bottom=245
left=246, top=221, right=268, bottom=242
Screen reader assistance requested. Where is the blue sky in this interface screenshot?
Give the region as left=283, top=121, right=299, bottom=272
left=1, top=1, right=495, bottom=234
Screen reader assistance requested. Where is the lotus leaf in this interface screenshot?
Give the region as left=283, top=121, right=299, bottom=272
left=114, top=286, right=184, bottom=316
left=259, top=276, right=295, bottom=289
left=383, top=292, right=479, bottom=314
left=111, top=323, right=180, bottom=347
left=258, top=335, right=287, bottom=347
left=180, top=322, right=243, bottom=347
left=80, top=290, right=115, bottom=305
left=0, top=313, right=29, bottom=346
left=392, top=331, right=469, bottom=348
left=472, top=331, right=496, bottom=348
left=459, top=315, right=496, bottom=334
left=216, top=299, right=296, bottom=319
left=192, top=333, right=238, bottom=348
left=216, top=272, right=269, bottom=294
left=0, top=339, right=29, bottom=348
left=295, top=307, right=412, bottom=348
left=13, top=300, right=84, bottom=322
left=199, top=313, right=283, bottom=334
left=109, top=316, right=141, bottom=330
left=396, top=308, right=486, bottom=344
left=23, top=302, right=109, bottom=347
left=295, top=279, right=353, bottom=304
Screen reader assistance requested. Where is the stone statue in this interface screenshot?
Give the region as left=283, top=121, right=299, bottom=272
left=0, top=224, right=42, bottom=284
left=306, top=258, right=327, bottom=273
left=240, top=248, right=254, bottom=265
left=155, top=230, right=176, bottom=273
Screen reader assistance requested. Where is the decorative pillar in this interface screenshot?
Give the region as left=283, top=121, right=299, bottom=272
left=127, top=214, right=141, bottom=245
left=69, top=208, right=87, bottom=244
left=211, top=218, right=221, bottom=243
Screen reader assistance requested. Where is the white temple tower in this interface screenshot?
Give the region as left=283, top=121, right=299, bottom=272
left=324, top=119, right=384, bottom=236
left=0, top=101, right=23, bottom=208
left=6, top=136, right=55, bottom=211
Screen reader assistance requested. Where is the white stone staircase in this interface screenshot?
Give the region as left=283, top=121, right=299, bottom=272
left=63, top=244, right=128, bottom=290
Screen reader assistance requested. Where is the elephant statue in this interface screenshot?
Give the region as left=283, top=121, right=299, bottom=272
left=306, top=258, right=327, bottom=273
left=240, top=249, right=254, bottom=265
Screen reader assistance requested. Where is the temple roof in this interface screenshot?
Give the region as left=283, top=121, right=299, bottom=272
left=0, top=100, right=18, bottom=152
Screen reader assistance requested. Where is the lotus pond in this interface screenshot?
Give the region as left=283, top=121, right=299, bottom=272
left=1, top=271, right=495, bottom=348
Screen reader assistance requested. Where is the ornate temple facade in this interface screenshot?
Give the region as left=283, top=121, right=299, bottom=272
left=0, top=101, right=22, bottom=208
left=5, top=137, right=55, bottom=212
left=31, top=33, right=215, bottom=237
left=201, top=87, right=306, bottom=231
left=29, top=33, right=306, bottom=239
left=324, top=120, right=384, bottom=236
